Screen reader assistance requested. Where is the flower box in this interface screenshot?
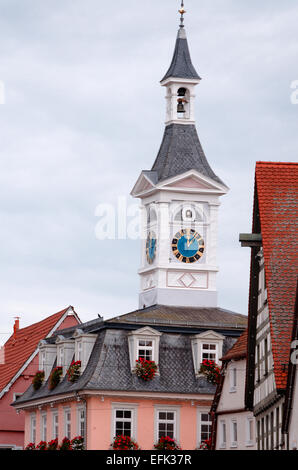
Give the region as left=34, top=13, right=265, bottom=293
left=59, top=437, right=72, bottom=451
left=47, top=438, right=58, bottom=450
left=199, top=360, right=221, bottom=385
left=111, top=435, right=139, bottom=450
left=67, top=360, right=81, bottom=383
left=48, top=366, right=63, bottom=390
left=32, top=370, right=45, bottom=391
left=154, top=436, right=181, bottom=450
left=25, top=442, right=36, bottom=451
left=36, top=441, right=47, bottom=451
left=71, top=436, right=85, bottom=451
left=134, top=358, right=158, bottom=381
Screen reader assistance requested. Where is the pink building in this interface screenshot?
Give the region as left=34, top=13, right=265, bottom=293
left=0, top=306, right=80, bottom=449
left=13, top=307, right=246, bottom=450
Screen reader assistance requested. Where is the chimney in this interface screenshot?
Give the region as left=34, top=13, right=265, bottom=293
left=13, top=317, right=20, bottom=337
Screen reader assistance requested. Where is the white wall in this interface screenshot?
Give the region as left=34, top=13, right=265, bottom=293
left=216, top=359, right=256, bottom=450
left=288, top=366, right=298, bottom=450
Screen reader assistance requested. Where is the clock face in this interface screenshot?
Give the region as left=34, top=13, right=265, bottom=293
left=172, top=229, right=205, bottom=263
left=146, top=232, right=157, bottom=264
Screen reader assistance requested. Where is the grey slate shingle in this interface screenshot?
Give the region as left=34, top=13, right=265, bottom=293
left=151, top=124, right=226, bottom=186
left=161, top=28, right=201, bottom=82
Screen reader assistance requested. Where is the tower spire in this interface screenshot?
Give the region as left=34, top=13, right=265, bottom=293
left=179, top=1, right=186, bottom=29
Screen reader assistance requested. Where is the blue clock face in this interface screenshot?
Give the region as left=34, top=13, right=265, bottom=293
left=146, top=232, right=157, bottom=264
left=172, top=229, right=205, bottom=263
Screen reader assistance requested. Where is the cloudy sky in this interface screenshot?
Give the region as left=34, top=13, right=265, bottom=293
left=0, top=0, right=297, bottom=343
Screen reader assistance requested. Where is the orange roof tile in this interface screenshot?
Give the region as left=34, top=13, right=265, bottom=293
left=256, top=162, right=298, bottom=390
left=221, top=330, right=248, bottom=362
left=0, top=307, right=72, bottom=392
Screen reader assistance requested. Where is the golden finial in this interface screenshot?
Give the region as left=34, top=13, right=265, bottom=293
left=179, top=1, right=186, bottom=28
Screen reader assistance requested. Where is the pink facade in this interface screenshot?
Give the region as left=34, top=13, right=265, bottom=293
left=0, top=311, right=79, bottom=449
left=23, top=394, right=213, bottom=450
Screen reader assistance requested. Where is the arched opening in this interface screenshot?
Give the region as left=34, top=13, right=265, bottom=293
left=177, top=88, right=190, bottom=120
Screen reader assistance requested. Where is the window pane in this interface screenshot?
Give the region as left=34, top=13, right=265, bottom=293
left=166, top=412, right=174, bottom=420
left=124, top=411, right=131, bottom=419
left=116, top=410, right=124, bottom=418
left=159, top=412, right=166, bottom=420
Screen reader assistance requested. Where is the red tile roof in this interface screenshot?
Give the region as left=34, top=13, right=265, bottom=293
left=221, top=330, right=248, bottom=362
left=256, top=162, right=298, bottom=390
left=0, top=307, right=72, bottom=393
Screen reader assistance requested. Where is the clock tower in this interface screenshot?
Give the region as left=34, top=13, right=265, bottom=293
left=131, top=4, right=229, bottom=309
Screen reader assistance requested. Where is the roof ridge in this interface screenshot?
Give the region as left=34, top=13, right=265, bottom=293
left=6, top=307, right=71, bottom=338
left=256, top=161, right=298, bottom=166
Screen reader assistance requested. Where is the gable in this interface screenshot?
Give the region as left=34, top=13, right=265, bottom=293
left=130, top=326, right=162, bottom=337
left=131, top=172, right=157, bottom=197
left=159, top=170, right=229, bottom=195
left=0, top=306, right=80, bottom=398
left=195, top=330, right=225, bottom=341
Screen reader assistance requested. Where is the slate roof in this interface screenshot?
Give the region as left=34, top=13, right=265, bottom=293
left=221, top=329, right=248, bottom=362
left=108, top=304, right=247, bottom=331
left=0, top=307, right=73, bottom=393
left=13, top=309, right=246, bottom=406
left=151, top=123, right=226, bottom=186
left=161, top=27, right=201, bottom=82
left=255, top=162, right=298, bottom=390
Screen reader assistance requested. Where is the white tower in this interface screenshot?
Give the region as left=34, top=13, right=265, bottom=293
left=131, top=6, right=229, bottom=309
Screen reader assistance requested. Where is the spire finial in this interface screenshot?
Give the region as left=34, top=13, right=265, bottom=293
left=179, top=1, right=186, bottom=28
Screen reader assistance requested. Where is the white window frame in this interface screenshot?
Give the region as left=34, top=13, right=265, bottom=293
left=197, top=409, right=212, bottom=447
left=246, top=417, right=254, bottom=447
left=52, top=410, right=59, bottom=440
left=41, top=412, right=47, bottom=442
left=111, top=403, right=138, bottom=442
left=137, top=339, right=154, bottom=361
left=64, top=407, right=72, bottom=440
left=30, top=413, right=37, bottom=444
left=230, top=420, right=238, bottom=448
left=219, top=420, right=227, bottom=449
left=76, top=341, right=82, bottom=363
left=57, top=345, right=64, bottom=368
left=230, top=366, right=237, bottom=393
left=154, top=405, right=180, bottom=445
left=201, top=342, right=219, bottom=363
left=77, top=405, right=86, bottom=439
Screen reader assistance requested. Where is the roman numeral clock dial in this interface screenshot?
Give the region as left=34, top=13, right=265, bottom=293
left=172, top=229, right=205, bottom=264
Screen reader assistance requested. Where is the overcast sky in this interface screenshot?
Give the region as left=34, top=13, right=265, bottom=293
left=0, top=0, right=297, bottom=344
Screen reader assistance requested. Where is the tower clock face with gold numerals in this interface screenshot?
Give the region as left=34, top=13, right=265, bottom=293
left=172, top=229, right=205, bottom=264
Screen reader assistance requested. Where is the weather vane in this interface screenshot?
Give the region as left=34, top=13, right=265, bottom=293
left=179, top=1, right=186, bottom=28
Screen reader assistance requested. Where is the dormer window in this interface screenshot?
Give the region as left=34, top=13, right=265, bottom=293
left=191, top=330, right=224, bottom=375
left=55, top=336, right=75, bottom=376
left=128, top=327, right=162, bottom=371
left=73, top=329, right=97, bottom=373
left=38, top=341, right=56, bottom=380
